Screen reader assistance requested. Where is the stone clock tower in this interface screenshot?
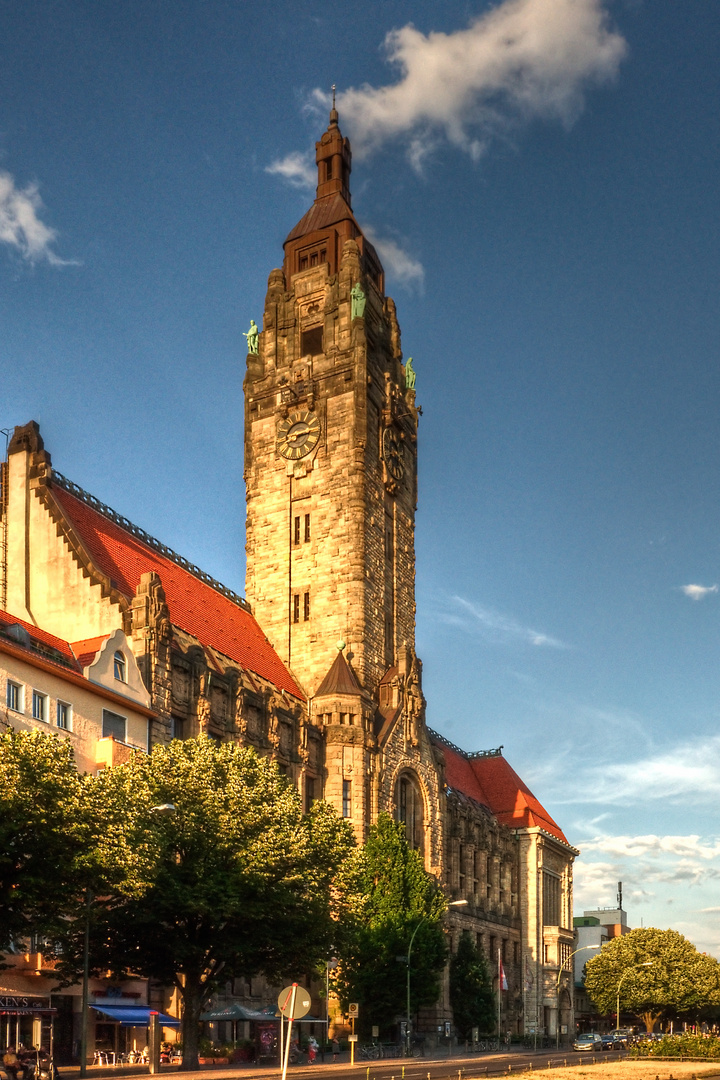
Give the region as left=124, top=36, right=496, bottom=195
left=244, top=105, right=420, bottom=703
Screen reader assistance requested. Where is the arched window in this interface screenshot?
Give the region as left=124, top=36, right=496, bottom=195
left=395, top=772, right=424, bottom=854
left=113, top=650, right=126, bottom=682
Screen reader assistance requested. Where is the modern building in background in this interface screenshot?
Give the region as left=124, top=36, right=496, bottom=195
left=573, top=887, right=630, bottom=1029
left=1, top=109, right=578, bottom=1046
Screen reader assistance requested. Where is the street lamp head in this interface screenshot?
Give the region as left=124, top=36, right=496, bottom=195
left=150, top=803, right=176, bottom=815
left=448, top=900, right=468, bottom=908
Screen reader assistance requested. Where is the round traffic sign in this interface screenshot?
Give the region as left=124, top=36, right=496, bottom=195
left=278, top=984, right=311, bottom=1019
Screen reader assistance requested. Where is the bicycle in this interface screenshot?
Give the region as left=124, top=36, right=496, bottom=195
left=359, top=1044, right=381, bottom=1060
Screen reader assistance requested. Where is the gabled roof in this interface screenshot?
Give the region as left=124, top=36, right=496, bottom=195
left=71, top=635, right=110, bottom=670
left=50, top=482, right=303, bottom=699
left=315, top=649, right=362, bottom=697
left=430, top=730, right=569, bottom=845
left=0, top=609, right=81, bottom=672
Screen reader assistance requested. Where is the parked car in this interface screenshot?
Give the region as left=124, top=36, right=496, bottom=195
left=573, top=1034, right=602, bottom=1052
left=600, top=1035, right=617, bottom=1051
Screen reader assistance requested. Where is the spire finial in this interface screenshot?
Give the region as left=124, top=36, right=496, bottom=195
left=329, top=84, right=339, bottom=126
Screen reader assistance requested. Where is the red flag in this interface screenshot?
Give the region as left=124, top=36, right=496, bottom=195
left=499, top=956, right=508, bottom=991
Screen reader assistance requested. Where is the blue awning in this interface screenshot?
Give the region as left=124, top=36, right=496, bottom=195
left=90, top=1005, right=180, bottom=1027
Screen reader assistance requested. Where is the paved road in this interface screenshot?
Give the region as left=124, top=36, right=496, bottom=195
left=59, top=1046, right=626, bottom=1080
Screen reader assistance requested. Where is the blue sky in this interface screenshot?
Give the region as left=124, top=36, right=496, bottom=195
left=2, top=0, right=720, bottom=955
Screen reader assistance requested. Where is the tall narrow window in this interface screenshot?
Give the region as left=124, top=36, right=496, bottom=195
left=396, top=772, right=424, bottom=854
left=458, top=844, right=466, bottom=894
left=6, top=682, right=22, bottom=712
left=305, top=776, right=316, bottom=813
left=57, top=701, right=71, bottom=730
left=294, top=516, right=300, bottom=545
left=303, top=591, right=310, bottom=621
left=542, top=871, right=561, bottom=926
left=114, top=650, right=126, bottom=682
left=342, top=779, right=351, bottom=818
left=304, top=514, right=311, bottom=542
left=293, top=595, right=300, bottom=624
left=32, top=691, right=47, bottom=722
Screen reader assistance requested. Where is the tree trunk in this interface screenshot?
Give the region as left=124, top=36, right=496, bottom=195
left=179, top=976, right=205, bottom=1070
left=640, top=1011, right=663, bottom=1033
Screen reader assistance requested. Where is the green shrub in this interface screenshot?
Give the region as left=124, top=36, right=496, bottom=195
left=632, top=1034, right=720, bottom=1058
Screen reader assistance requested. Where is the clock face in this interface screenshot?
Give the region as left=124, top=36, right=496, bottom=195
left=277, top=410, right=321, bottom=460
left=382, top=427, right=404, bottom=480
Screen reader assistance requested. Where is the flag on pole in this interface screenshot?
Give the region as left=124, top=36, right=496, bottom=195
left=499, top=955, right=508, bottom=992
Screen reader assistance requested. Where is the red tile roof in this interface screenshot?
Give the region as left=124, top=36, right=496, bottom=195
left=52, top=486, right=303, bottom=699
left=434, top=735, right=569, bottom=845
left=71, top=635, right=110, bottom=670
left=0, top=608, right=81, bottom=671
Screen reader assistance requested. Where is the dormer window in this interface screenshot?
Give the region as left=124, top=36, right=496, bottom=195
left=114, top=650, right=127, bottom=682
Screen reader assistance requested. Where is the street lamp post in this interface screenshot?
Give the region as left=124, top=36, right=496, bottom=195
left=555, top=945, right=601, bottom=1050
left=616, top=962, right=653, bottom=1032
left=405, top=900, right=467, bottom=1056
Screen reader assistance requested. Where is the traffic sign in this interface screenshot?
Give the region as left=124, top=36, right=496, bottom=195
left=278, top=985, right=311, bottom=1019
left=348, top=1003, right=359, bottom=1018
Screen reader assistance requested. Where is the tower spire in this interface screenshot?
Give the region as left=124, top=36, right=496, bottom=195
left=330, top=84, right=338, bottom=126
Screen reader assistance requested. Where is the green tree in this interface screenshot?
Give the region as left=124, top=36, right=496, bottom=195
left=333, top=814, right=447, bottom=1039
left=56, top=738, right=353, bottom=1069
left=450, top=931, right=495, bottom=1040
left=0, top=728, right=86, bottom=953
left=584, top=927, right=720, bottom=1032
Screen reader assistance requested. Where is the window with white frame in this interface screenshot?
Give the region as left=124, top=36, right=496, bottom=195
left=113, top=650, right=127, bottom=682
left=32, top=690, right=48, bottom=722
left=6, top=681, right=23, bottom=712
left=102, top=709, right=127, bottom=742
left=57, top=701, right=72, bottom=730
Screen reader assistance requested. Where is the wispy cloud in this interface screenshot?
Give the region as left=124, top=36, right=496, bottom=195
left=265, top=151, right=316, bottom=188
left=0, top=170, right=72, bottom=266
left=581, top=834, right=720, bottom=861
left=314, top=0, right=626, bottom=168
left=680, top=583, right=718, bottom=601
left=550, top=734, right=720, bottom=806
left=363, top=226, right=424, bottom=288
left=444, top=594, right=567, bottom=649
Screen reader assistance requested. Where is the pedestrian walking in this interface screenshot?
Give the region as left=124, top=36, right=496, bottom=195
left=332, top=1038, right=339, bottom=1062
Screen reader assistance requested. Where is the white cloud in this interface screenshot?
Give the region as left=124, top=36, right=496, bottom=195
left=445, top=594, right=567, bottom=649
left=363, top=226, right=424, bottom=288
left=0, top=170, right=70, bottom=265
left=680, top=583, right=718, bottom=601
left=265, top=151, right=316, bottom=188
left=581, top=834, right=720, bottom=861
left=549, top=734, right=720, bottom=806
left=320, top=0, right=626, bottom=167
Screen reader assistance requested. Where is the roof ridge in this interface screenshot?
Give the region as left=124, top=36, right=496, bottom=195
left=51, top=470, right=251, bottom=612
left=427, top=727, right=503, bottom=760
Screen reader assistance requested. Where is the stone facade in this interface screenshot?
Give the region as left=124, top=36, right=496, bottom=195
left=0, top=109, right=578, bottom=1043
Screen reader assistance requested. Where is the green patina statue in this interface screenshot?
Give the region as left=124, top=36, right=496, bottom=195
left=350, top=282, right=366, bottom=320
left=243, top=319, right=259, bottom=355
left=404, top=356, right=416, bottom=390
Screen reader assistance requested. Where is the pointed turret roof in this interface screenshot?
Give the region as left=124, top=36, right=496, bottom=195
left=315, top=648, right=362, bottom=697
left=281, top=106, right=383, bottom=287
